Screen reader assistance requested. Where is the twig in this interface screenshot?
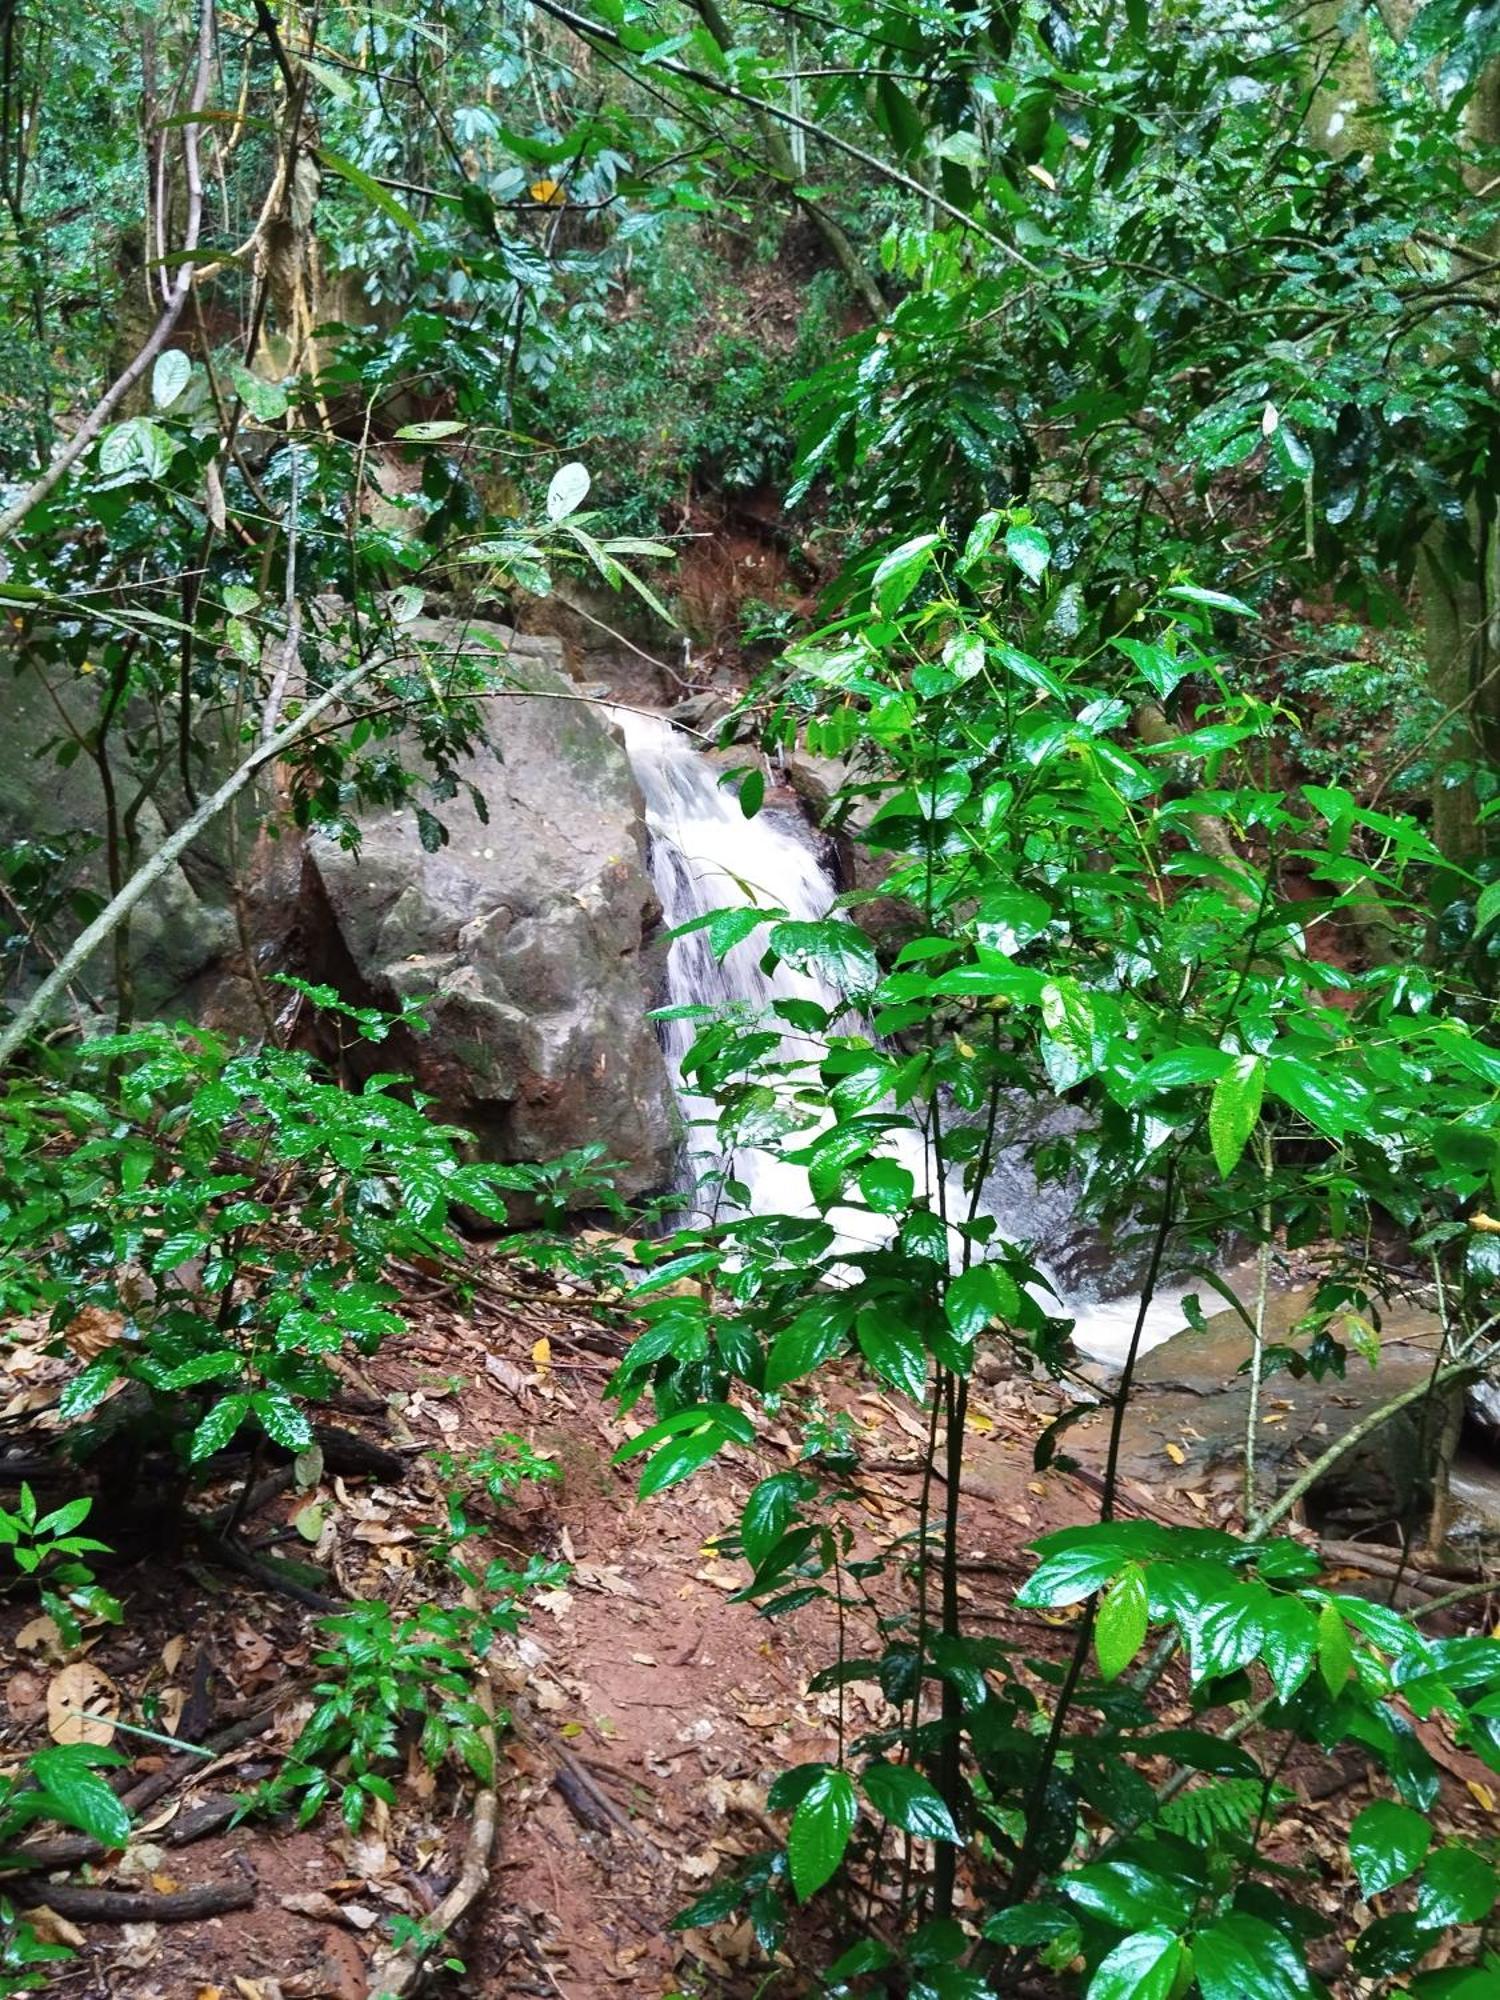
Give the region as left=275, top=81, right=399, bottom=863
left=0, top=0, right=215, bottom=541
left=370, top=1670, right=499, bottom=1996
left=12, top=1877, right=254, bottom=1922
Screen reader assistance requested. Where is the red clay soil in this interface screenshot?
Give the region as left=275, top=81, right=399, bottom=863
left=2, top=1254, right=1494, bottom=1998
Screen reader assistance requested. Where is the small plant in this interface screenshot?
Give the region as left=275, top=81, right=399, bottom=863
left=0, top=1487, right=120, bottom=1651
left=257, top=1553, right=564, bottom=1831
left=0, top=1012, right=534, bottom=1485
left=0, top=1742, right=131, bottom=1993
left=430, top=1433, right=560, bottom=1547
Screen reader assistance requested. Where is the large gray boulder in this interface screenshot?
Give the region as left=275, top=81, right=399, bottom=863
left=301, top=627, right=678, bottom=1203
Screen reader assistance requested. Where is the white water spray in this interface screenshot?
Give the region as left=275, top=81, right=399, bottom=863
left=610, top=705, right=1191, bottom=1366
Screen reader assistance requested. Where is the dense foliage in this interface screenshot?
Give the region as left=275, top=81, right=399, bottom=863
left=1, top=0, right=1499, bottom=1992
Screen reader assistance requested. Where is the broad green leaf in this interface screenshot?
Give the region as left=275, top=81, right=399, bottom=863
left=29, top=1746, right=131, bottom=1847
left=739, top=768, right=765, bottom=817
left=1417, top=1844, right=1498, bottom=1927
left=1095, top=1565, right=1149, bottom=1681
left=1134, top=1047, right=1232, bottom=1093
left=189, top=1392, right=253, bottom=1462
left=253, top=1389, right=314, bottom=1452
left=1060, top=1861, right=1193, bottom=1932
left=1210, top=1055, right=1265, bottom=1178
left=1005, top=522, right=1050, bottom=584
left=945, top=1262, right=1017, bottom=1341
left=787, top=1768, right=857, bottom=1900
left=741, top=1473, right=805, bottom=1568
left=871, top=533, right=941, bottom=617
left=855, top=1309, right=927, bottom=1401
left=860, top=1761, right=960, bottom=1842
left=613, top=1402, right=755, bottom=1462
left=1349, top=1799, right=1432, bottom=1898
left=858, top=1158, right=915, bottom=1213
left=768, top=919, right=877, bottom=993
left=1193, top=1913, right=1310, bottom=2000
left=1086, top=1927, right=1186, bottom=2000
left=766, top=1304, right=850, bottom=1390
left=1318, top=1599, right=1354, bottom=1696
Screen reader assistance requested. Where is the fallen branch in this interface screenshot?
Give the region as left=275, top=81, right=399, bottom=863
left=370, top=1670, right=499, bottom=1997
left=12, top=1877, right=254, bottom=1923
left=196, top=1526, right=344, bottom=1612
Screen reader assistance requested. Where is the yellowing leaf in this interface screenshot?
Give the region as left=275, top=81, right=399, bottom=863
left=1164, top=1441, right=1186, bottom=1465
left=530, top=178, right=565, bottom=204
left=531, top=1336, right=552, bottom=1379
left=1468, top=1778, right=1496, bottom=1813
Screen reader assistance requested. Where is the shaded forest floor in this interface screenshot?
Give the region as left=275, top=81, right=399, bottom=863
left=3, top=1250, right=1497, bottom=1998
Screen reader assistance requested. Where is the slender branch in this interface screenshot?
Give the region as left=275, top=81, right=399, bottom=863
left=0, top=648, right=386, bottom=1069
left=0, top=0, right=216, bottom=543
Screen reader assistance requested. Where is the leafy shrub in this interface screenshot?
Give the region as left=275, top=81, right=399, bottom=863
left=0, top=1742, right=131, bottom=1993
left=0, top=1014, right=536, bottom=1475
left=0, top=1487, right=119, bottom=1652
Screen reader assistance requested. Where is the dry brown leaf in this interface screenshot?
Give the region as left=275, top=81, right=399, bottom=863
left=63, top=1305, right=125, bottom=1360
left=24, top=1906, right=85, bottom=1948
left=573, top=1561, right=637, bottom=1598
left=16, top=1614, right=61, bottom=1657
left=161, top=1635, right=186, bottom=1677
left=46, top=1660, right=116, bottom=1745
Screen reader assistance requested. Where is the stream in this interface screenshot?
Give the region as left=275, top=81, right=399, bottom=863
left=612, top=706, right=1195, bottom=1368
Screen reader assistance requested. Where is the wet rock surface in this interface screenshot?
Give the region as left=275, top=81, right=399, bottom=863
left=300, top=624, right=678, bottom=1204
left=1071, top=1290, right=1460, bottom=1537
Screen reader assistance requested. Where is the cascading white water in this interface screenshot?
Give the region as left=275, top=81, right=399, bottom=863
left=610, top=704, right=1192, bottom=1366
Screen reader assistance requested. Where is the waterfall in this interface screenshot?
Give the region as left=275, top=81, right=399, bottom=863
left=610, top=704, right=1192, bottom=1366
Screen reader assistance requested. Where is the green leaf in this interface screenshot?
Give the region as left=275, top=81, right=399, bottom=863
left=858, top=1159, right=915, bottom=1213
left=29, top=1746, right=131, bottom=1847
left=1165, top=582, right=1257, bottom=620
left=1134, top=1047, right=1232, bottom=1093
left=638, top=1427, right=730, bottom=1497
left=787, top=1768, right=857, bottom=1900
left=1060, top=1861, right=1193, bottom=1932
left=318, top=144, right=428, bottom=241
left=253, top=1389, right=314, bottom=1452
left=613, top=1403, right=755, bottom=1462
left=151, top=349, right=192, bottom=410
left=1210, top=1055, right=1265, bottom=1178
left=739, top=767, right=765, bottom=818
left=768, top=919, right=877, bottom=993
left=871, top=533, right=941, bottom=617
left=1418, top=1844, right=1498, bottom=1927
left=1258, top=1595, right=1318, bottom=1701
left=1318, top=1599, right=1354, bottom=1696
left=855, top=1309, right=927, bottom=1401
left=1349, top=1800, right=1433, bottom=1898
left=188, top=1392, right=253, bottom=1462
left=1019, top=1524, right=1170, bottom=1608
left=1194, top=1913, right=1310, bottom=2000
left=394, top=419, right=467, bottom=440
left=945, top=1263, right=1017, bottom=1341
left=766, top=1304, right=849, bottom=1391
left=860, top=1761, right=959, bottom=1842
left=741, top=1473, right=805, bottom=1568
left=1095, top=1564, right=1149, bottom=1682
left=1005, top=523, right=1051, bottom=584
left=1475, top=881, right=1500, bottom=935
left=1086, top=1927, right=1186, bottom=2000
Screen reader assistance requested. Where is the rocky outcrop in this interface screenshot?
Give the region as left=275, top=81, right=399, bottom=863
left=298, top=624, right=678, bottom=1203
left=0, top=657, right=237, bottom=1014
left=1070, top=1292, right=1459, bottom=1538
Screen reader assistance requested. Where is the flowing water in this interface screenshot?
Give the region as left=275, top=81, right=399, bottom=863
left=610, top=705, right=1194, bottom=1366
